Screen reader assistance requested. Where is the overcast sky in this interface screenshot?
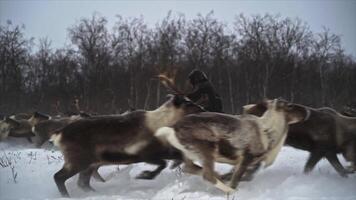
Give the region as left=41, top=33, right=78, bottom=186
left=1, top=0, right=355, bottom=57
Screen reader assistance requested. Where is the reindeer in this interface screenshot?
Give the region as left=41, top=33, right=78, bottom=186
left=243, top=102, right=356, bottom=177
left=28, top=112, right=52, bottom=126
left=32, top=112, right=90, bottom=147
left=50, top=94, right=204, bottom=197
left=155, top=99, right=309, bottom=193
left=0, top=112, right=51, bottom=142
left=9, top=113, right=33, bottom=120
left=318, top=108, right=356, bottom=173
left=26, top=112, right=107, bottom=185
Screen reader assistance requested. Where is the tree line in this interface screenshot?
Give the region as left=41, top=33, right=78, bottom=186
left=1, top=12, right=355, bottom=115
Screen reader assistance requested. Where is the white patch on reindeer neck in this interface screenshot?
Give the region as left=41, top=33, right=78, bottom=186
left=263, top=133, right=287, bottom=167
left=242, top=104, right=256, bottom=114
left=50, top=133, right=62, bottom=147
left=124, top=141, right=148, bottom=155
left=28, top=116, right=35, bottom=126
left=257, top=104, right=289, bottom=167
left=261, top=109, right=286, bottom=132
left=0, top=121, right=10, bottom=140
left=69, top=115, right=81, bottom=121
left=156, top=127, right=200, bottom=161
left=31, top=126, right=36, bottom=134
left=145, top=104, right=183, bottom=132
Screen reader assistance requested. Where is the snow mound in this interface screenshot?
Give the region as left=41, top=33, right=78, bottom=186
left=0, top=140, right=355, bottom=200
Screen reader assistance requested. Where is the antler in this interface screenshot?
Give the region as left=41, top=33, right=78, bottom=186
left=157, top=74, right=184, bottom=95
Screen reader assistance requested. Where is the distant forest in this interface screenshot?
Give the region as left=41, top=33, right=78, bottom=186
left=1, top=12, right=355, bottom=115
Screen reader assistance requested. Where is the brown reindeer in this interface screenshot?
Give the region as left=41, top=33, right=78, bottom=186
left=155, top=99, right=309, bottom=193
left=51, top=94, right=205, bottom=197
left=32, top=112, right=90, bottom=147
left=244, top=102, right=356, bottom=177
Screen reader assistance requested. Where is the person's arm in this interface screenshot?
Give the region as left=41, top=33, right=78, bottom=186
left=187, top=88, right=202, bottom=102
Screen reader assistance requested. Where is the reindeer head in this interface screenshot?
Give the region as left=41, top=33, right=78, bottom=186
left=147, top=94, right=206, bottom=132
left=245, top=99, right=310, bottom=125
left=274, top=99, right=310, bottom=124
left=28, top=111, right=51, bottom=126
left=4, top=117, right=33, bottom=136
left=165, top=94, right=206, bottom=115
left=0, top=117, right=33, bottom=140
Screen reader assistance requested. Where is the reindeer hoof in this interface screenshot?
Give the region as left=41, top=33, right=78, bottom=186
left=78, top=184, right=96, bottom=192
left=346, top=166, right=356, bottom=173
left=241, top=174, right=254, bottom=182
left=339, top=171, right=349, bottom=178
left=136, top=170, right=156, bottom=179
left=214, top=179, right=235, bottom=194
left=77, top=180, right=96, bottom=192
left=303, top=167, right=313, bottom=174
left=220, top=173, right=232, bottom=182
left=84, top=187, right=96, bottom=192
left=222, top=186, right=235, bottom=194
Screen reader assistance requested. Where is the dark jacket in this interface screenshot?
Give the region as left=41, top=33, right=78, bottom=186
left=187, top=70, right=223, bottom=112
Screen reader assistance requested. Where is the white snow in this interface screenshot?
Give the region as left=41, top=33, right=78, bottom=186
left=0, top=138, right=355, bottom=200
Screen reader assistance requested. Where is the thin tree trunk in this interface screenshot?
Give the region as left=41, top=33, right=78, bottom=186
left=319, top=63, right=326, bottom=106
left=130, top=66, right=135, bottom=108
left=227, top=67, right=235, bottom=114
left=156, top=80, right=161, bottom=107
left=290, top=58, right=297, bottom=102
left=263, top=63, right=269, bottom=98
left=243, top=65, right=250, bottom=104
left=144, top=80, right=152, bottom=110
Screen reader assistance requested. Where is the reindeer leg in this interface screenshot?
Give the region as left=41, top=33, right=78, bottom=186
left=201, top=156, right=234, bottom=194
left=170, top=159, right=183, bottom=169
left=221, top=156, right=242, bottom=182
left=342, top=141, right=356, bottom=173
left=222, top=162, right=260, bottom=182
left=221, top=170, right=233, bottom=182
left=35, top=136, right=47, bottom=148
left=54, top=163, right=85, bottom=197
left=92, top=166, right=106, bottom=182
left=229, top=155, right=253, bottom=189
left=26, top=137, right=33, bottom=143
left=182, top=158, right=203, bottom=175
left=241, top=162, right=261, bottom=181
left=304, top=151, right=323, bottom=174
left=77, top=167, right=96, bottom=192
left=136, top=159, right=167, bottom=179
left=325, top=152, right=349, bottom=177
left=347, top=162, right=356, bottom=173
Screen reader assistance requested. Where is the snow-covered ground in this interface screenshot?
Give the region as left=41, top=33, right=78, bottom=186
left=0, top=138, right=355, bottom=200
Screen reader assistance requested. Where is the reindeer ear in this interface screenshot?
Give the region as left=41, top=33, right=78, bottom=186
left=166, top=94, right=174, bottom=99
left=172, top=95, right=184, bottom=106
left=243, top=104, right=257, bottom=113
left=286, top=105, right=310, bottom=124
left=172, top=95, right=190, bottom=107
left=79, top=112, right=91, bottom=118
left=33, top=111, right=51, bottom=120
left=243, top=103, right=267, bottom=117
left=5, top=117, right=20, bottom=128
